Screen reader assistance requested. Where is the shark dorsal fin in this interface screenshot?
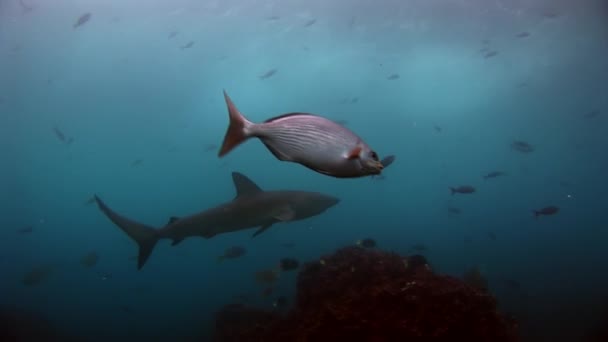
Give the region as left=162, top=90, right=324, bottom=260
left=232, top=172, right=263, bottom=197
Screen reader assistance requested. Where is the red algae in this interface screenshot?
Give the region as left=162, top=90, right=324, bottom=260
left=213, top=246, right=518, bottom=341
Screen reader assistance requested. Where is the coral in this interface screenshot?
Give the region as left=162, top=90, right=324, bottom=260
left=213, top=246, right=518, bottom=341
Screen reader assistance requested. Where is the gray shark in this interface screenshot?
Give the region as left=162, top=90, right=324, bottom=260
left=93, top=172, right=340, bottom=270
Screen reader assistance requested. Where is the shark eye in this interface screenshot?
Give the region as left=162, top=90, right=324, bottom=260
left=370, top=151, right=378, bottom=161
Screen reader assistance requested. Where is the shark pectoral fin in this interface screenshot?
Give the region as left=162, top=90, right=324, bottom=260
left=273, top=206, right=295, bottom=222
left=252, top=222, right=274, bottom=238
left=167, top=216, right=180, bottom=225
left=171, top=238, right=184, bottom=246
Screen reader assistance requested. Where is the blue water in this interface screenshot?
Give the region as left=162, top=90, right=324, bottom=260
left=1, top=0, right=607, bottom=340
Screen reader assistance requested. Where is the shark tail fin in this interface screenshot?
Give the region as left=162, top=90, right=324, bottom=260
left=93, top=195, right=159, bottom=270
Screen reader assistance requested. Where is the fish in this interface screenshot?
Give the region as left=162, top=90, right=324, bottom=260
left=278, top=258, right=299, bottom=271
left=73, top=13, right=92, bottom=29
left=180, top=41, right=194, bottom=49
left=18, top=0, right=33, bottom=14
left=17, top=225, right=34, bottom=234
left=218, top=90, right=384, bottom=178
left=533, top=206, right=559, bottom=218
left=483, top=51, right=498, bottom=58
left=131, top=159, right=143, bottom=167
left=168, top=31, right=178, bottom=39
left=583, top=110, right=602, bottom=119
left=80, top=251, right=99, bottom=267
left=217, top=246, right=246, bottom=262
left=483, top=171, right=506, bottom=180
left=266, top=16, right=280, bottom=21
left=449, top=185, right=476, bottom=195
left=387, top=74, right=400, bottom=80
left=93, top=171, right=340, bottom=270
left=303, top=19, right=317, bottom=27
left=356, top=238, right=376, bottom=248
left=447, top=207, right=461, bottom=215
left=516, top=32, right=530, bottom=38
left=433, top=124, right=442, bottom=133
left=53, top=126, right=74, bottom=144
left=511, top=140, right=534, bottom=153
left=259, top=69, right=278, bottom=80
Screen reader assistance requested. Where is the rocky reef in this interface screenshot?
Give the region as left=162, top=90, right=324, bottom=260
left=213, top=246, right=519, bottom=341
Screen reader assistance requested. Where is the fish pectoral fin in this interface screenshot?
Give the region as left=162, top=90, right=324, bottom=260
left=273, top=206, right=295, bottom=221
left=346, top=146, right=362, bottom=160
left=171, top=238, right=184, bottom=246
left=167, top=216, right=180, bottom=225
left=252, top=222, right=274, bottom=238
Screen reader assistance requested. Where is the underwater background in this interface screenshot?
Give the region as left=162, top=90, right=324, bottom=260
left=1, top=0, right=607, bottom=340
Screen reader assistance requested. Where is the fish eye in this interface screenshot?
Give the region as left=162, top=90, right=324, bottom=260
left=370, top=151, right=378, bottom=161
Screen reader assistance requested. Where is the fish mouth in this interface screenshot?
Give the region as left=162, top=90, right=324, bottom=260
left=369, top=161, right=384, bottom=174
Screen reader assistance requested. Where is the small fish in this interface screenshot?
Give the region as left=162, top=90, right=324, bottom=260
left=449, top=186, right=476, bottom=195
left=53, top=126, right=74, bottom=145
left=259, top=69, right=278, bottom=80
left=583, top=110, right=601, bottom=119
left=273, top=296, right=288, bottom=308
left=278, top=258, right=299, bottom=271
left=516, top=32, right=530, bottom=38
left=262, top=287, right=273, bottom=297
left=204, top=143, right=218, bottom=152
left=410, top=244, right=428, bottom=252
left=17, top=226, right=34, bottom=234
left=180, top=41, right=194, bottom=49
left=487, top=231, right=497, bottom=240
left=255, top=269, right=279, bottom=284
left=131, top=159, right=143, bottom=167
left=433, top=124, right=442, bottom=133
left=97, top=271, right=112, bottom=280
left=168, top=31, right=178, bottom=39
left=303, top=19, right=317, bottom=27
left=18, top=0, right=34, bottom=14
left=483, top=51, right=498, bottom=58
left=351, top=97, right=359, bottom=104
left=217, top=246, right=246, bottom=262
left=84, top=196, right=96, bottom=205
left=511, top=140, right=534, bottom=153
left=447, top=207, right=461, bottom=215
left=483, top=171, right=506, bottom=180
left=533, top=206, right=559, bottom=218
left=356, top=238, right=376, bottom=248
left=481, top=39, right=491, bottom=45
left=387, top=74, right=400, bottom=80
left=74, top=13, right=92, bottom=29
left=266, top=16, right=280, bottom=21
left=80, top=251, right=99, bottom=268
left=218, top=91, right=384, bottom=178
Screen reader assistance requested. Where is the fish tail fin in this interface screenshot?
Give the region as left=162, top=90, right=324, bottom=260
left=449, top=187, right=456, bottom=195
left=219, top=90, right=253, bottom=157
left=93, top=195, right=159, bottom=270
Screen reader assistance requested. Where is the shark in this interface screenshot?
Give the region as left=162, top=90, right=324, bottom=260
left=93, top=172, right=340, bottom=270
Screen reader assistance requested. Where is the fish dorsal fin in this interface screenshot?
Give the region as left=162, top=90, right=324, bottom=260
left=167, top=216, right=180, bottom=225
left=232, top=172, right=263, bottom=197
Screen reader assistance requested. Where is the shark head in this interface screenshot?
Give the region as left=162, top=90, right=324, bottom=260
left=286, top=191, right=340, bottom=220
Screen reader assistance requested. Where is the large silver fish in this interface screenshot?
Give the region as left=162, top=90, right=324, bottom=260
left=218, top=90, right=384, bottom=178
